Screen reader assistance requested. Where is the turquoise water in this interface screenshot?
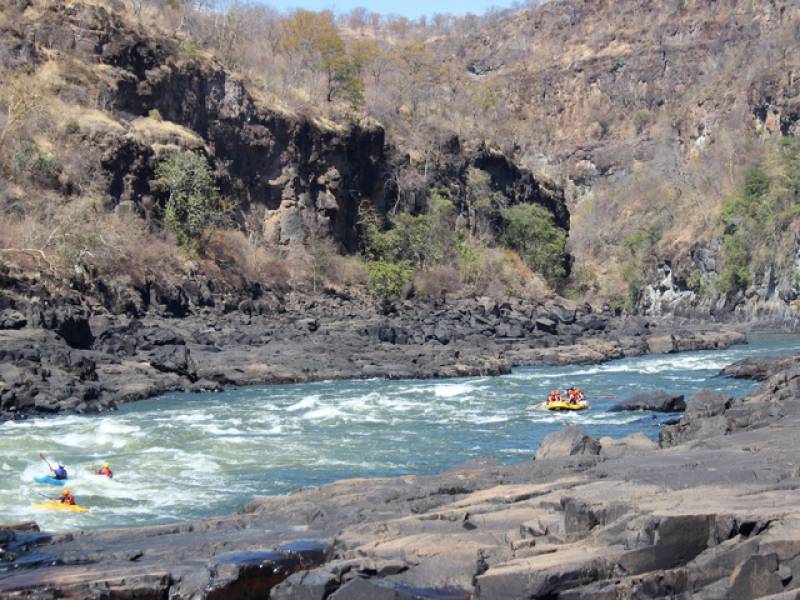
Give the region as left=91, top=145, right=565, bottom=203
left=2, top=334, right=799, bottom=531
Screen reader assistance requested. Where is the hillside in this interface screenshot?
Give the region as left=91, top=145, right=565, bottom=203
left=0, top=0, right=568, bottom=317
left=2, top=0, right=800, bottom=323
left=451, top=0, right=800, bottom=319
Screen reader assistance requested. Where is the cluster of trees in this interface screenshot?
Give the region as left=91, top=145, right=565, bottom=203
left=128, top=0, right=525, bottom=150
left=716, top=137, right=800, bottom=296
left=358, top=190, right=566, bottom=303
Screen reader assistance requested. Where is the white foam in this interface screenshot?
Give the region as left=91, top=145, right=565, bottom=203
left=96, top=421, right=140, bottom=435
left=302, top=406, right=346, bottom=421
left=286, top=396, right=319, bottom=411
left=173, top=412, right=214, bottom=423
left=469, top=415, right=510, bottom=424
left=433, top=383, right=475, bottom=398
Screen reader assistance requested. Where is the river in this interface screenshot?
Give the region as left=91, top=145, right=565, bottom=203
left=2, top=334, right=799, bottom=531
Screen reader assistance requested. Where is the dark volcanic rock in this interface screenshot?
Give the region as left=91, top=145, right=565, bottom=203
left=610, top=391, right=686, bottom=413
left=31, top=306, right=94, bottom=349
left=535, top=317, right=558, bottom=334
left=148, top=345, right=197, bottom=380
left=720, top=354, right=800, bottom=381
left=0, top=271, right=748, bottom=419
left=207, top=550, right=302, bottom=600
left=0, top=309, right=26, bottom=330
left=659, top=390, right=734, bottom=448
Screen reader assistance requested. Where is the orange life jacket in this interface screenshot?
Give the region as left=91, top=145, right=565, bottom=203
left=61, top=494, right=76, bottom=506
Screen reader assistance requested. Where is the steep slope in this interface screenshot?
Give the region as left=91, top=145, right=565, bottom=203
left=450, top=0, right=800, bottom=317
left=0, top=0, right=568, bottom=313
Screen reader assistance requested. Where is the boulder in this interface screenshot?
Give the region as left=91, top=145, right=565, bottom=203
left=719, top=355, right=800, bottom=381
left=549, top=299, right=578, bottom=324
left=609, top=392, right=686, bottom=413
left=148, top=345, right=197, bottom=380
left=615, top=514, right=714, bottom=574
left=0, top=310, right=26, bottom=330
left=535, top=317, right=558, bottom=334
left=32, top=306, right=94, bottom=349
left=535, top=426, right=601, bottom=460
left=598, top=433, right=657, bottom=458
left=151, top=284, right=189, bottom=317
left=206, top=550, right=301, bottom=600
left=685, top=390, right=733, bottom=418
left=727, top=554, right=782, bottom=598
left=658, top=391, right=735, bottom=448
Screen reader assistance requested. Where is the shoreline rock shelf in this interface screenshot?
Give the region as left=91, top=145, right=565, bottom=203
left=0, top=289, right=747, bottom=420
left=3, top=354, right=800, bottom=598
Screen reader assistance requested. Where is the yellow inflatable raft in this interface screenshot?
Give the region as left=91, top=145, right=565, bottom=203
left=32, top=500, right=89, bottom=513
left=545, top=400, right=589, bottom=412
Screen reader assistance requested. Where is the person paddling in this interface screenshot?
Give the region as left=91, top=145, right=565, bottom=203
left=40, top=453, right=68, bottom=480
left=52, top=463, right=68, bottom=480
left=58, top=488, right=76, bottom=506
left=93, top=462, right=113, bottom=478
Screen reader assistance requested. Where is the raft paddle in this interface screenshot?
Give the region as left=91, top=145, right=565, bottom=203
left=39, top=452, right=54, bottom=472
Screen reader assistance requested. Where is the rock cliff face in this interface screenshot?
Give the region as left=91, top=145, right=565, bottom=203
left=452, top=0, right=800, bottom=319
left=638, top=240, right=800, bottom=325
left=3, top=1, right=567, bottom=257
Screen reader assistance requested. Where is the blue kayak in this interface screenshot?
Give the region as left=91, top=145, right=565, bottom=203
left=33, top=475, right=67, bottom=486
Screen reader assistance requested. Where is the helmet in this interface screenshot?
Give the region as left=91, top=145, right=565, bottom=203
left=61, top=488, right=71, bottom=495
left=58, top=463, right=65, bottom=468
left=102, top=463, right=110, bottom=469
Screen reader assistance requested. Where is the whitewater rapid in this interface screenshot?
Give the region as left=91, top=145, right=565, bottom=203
left=2, top=334, right=799, bottom=531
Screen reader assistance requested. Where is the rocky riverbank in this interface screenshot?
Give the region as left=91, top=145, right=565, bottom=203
left=2, top=353, right=800, bottom=598
left=0, top=279, right=746, bottom=420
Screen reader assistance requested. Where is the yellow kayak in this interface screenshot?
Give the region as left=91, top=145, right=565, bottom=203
left=32, top=500, right=89, bottom=513
left=546, top=401, right=589, bottom=412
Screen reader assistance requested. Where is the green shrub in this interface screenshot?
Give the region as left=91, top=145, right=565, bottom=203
left=685, top=269, right=708, bottom=297
left=456, top=239, right=483, bottom=286
left=155, top=151, right=226, bottom=250
left=358, top=191, right=457, bottom=269
left=716, top=234, right=750, bottom=295
left=365, top=260, right=413, bottom=304
left=13, top=141, right=62, bottom=185
left=633, top=109, right=649, bottom=134
left=716, top=160, right=790, bottom=296
left=499, top=203, right=568, bottom=285
left=621, top=226, right=661, bottom=309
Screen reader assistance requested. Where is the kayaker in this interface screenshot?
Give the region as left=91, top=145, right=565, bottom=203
left=93, top=462, right=113, bottom=478
left=59, top=489, right=76, bottom=506
left=52, top=463, right=68, bottom=481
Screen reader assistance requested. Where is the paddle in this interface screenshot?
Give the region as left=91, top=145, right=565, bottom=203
left=39, top=452, right=54, bottom=473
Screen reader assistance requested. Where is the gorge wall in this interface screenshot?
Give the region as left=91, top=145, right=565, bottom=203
left=1, top=0, right=567, bottom=288
left=449, top=0, right=800, bottom=323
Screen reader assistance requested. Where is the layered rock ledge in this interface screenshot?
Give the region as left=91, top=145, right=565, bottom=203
left=0, top=290, right=746, bottom=419
left=3, top=354, right=800, bottom=598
